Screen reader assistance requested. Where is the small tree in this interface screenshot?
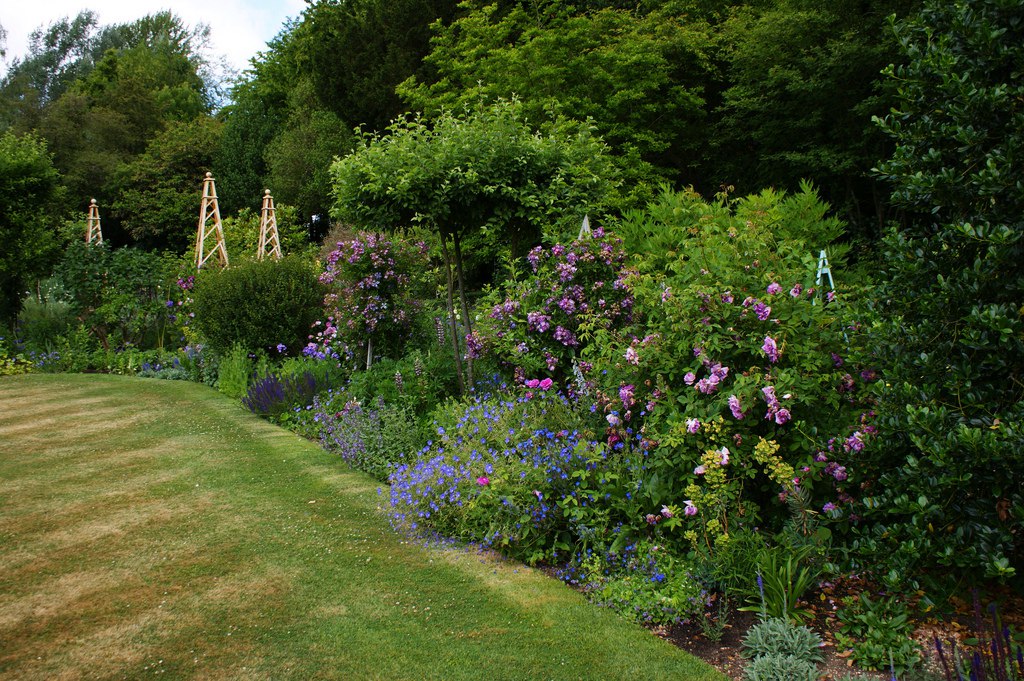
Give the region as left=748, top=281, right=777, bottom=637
left=331, top=99, right=618, bottom=392
left=868, top=0, right=1024, bottom=582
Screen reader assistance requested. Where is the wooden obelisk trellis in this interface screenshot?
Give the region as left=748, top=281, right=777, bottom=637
left=195, top=172, right=229, bottom=269
left=257, top=189, right=282, bottom=261
left=85, top=198, right=103, bottom=245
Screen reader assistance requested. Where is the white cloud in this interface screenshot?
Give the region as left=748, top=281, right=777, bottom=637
left=1, top=0, right=305, bottom=76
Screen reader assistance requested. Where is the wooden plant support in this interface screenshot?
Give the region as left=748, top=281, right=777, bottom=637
left=85, top=198, right=103, bottom=245
left=195, top=172, right=229, bottom=269
left=257, top=189, right=282, bottom=261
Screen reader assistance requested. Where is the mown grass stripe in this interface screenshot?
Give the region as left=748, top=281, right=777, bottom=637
left=0, top=374, right=724, bottom=680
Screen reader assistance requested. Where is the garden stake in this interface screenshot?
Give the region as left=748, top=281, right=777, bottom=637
left=85, top=198, right=103, bottom=245
left=257, top=189, right=283, bottom=261
left=195, top=172, right=229, bottom=269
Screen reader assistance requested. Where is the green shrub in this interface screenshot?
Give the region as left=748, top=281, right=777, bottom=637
left=866, top=0, right=1024, bottom=585
left=0, top=337, right=32, bottom=375
left=217, top=344, right=268, bottom=399
left=836, top=593, right=921, bottom=675
left=574, top=540, right=706, bottom=627
left=743, top=653, right=818, bottom=681
left=586, top=184, right=874, bottom=556
left=741, top=617, right=823, bottom=663
left=52, top=242, right=180, bottom=351
left=15, top=283, right=75, bottom=353
left=191, top=255, right=325, bottom=355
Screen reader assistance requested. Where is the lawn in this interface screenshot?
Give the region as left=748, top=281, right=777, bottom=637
left=0, top=374, right=724, bottom=680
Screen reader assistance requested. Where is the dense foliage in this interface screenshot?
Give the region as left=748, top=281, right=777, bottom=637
left=0, top=131, right=65, bottom=327
left=866, top=0, right=1024, bottom=583
left=3, top=0, right=1019, bottom=659
left=190, top=255, right=325, bottom=355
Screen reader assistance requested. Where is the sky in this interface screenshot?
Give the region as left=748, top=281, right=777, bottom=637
left=0, top=0, right=307, bottom=77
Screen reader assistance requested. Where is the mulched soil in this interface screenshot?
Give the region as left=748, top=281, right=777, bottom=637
left=648, top=580, right=1024, bottom=681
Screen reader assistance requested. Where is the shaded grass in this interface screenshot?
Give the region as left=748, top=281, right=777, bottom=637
left=0, top=374, right=725, bottom=680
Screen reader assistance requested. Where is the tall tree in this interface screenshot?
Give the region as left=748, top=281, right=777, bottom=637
left=213, top=23, right=298, bottom=216
left=866, top=0, right=1024, bottom=583
left=0, top=132, right=65, bottom=327
left=711, top=0, right=918, bottom=242
left=399, top=0, right=723, bottom=203
left=292, top=0, right=459, bottom=132
left=111, top=116, right=223, bottom=252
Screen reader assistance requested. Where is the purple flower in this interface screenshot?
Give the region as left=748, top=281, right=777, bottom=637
left=553, top=326, right=578, bottom=347
left=684, top=500, right=698, bottom=516
left=728, top=395, right=745, bottom=419
left=686, top=418, right=700, bottom=434
left=607, top=413, right=622, bottom=427
left=790, top=283, right=803, bottom=297
left=766, top=282, right=782, bottom=295
left=477, top=476, right=490, bottom=486
left=527, top=311, right=551, bottom=332
left=684, top=372, right=696, bottom=386
left=823, top=502, right=837, bottom=512
left=826, top=290, right=836, bottom=302
left=721, top=291, right=734, bottom=304
left=465, top=331, right=485, bottom=359
left=754, top=302, right=772, bottom=321
left=525, top=379, right=540, bottom=389
left=832, top=352, right=844, bottom=367
left=774, top=408, right=791, bottom=425
left=661, top=287, right=672, bottom=302
left=619, top=384, right=635, bottom=407
left=718, top=447, right=730, bottom=465
left=527, top=247, right=542, bottom=271
left=625, top=346, right=640, bottom=365
left=694, top=465, right=707, bottom=475
left=762, top=336, right=780, bottom=363
left=661, top=505, right=673, bottom=518
left=645, top=514, right=659, bottom=525
left=539, top=378, right=553, bottom=391
left=276, top=343, right=287, bottom=353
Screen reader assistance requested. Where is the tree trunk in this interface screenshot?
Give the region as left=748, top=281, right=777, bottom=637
left=452, top=229, right=474, bottom=388
left=438, top=233, right=466, bottom=394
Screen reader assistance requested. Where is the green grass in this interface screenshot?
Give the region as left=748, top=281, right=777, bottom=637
left=0, top=374, right=725, bottom=680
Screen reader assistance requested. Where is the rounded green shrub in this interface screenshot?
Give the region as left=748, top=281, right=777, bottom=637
left=191, top=255, right=325, bottom=355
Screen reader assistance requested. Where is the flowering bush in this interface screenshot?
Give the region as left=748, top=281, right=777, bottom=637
left=588, top=185, right=875, bottom=548
left=387, top=389, right=641, bottom=565
left=474, top=227, right=633, bottom=383
left=307, top=232, right=427, bottom=367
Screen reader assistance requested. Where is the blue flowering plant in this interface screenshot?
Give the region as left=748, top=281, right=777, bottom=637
left=386, top=387, right=642, bottom=565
